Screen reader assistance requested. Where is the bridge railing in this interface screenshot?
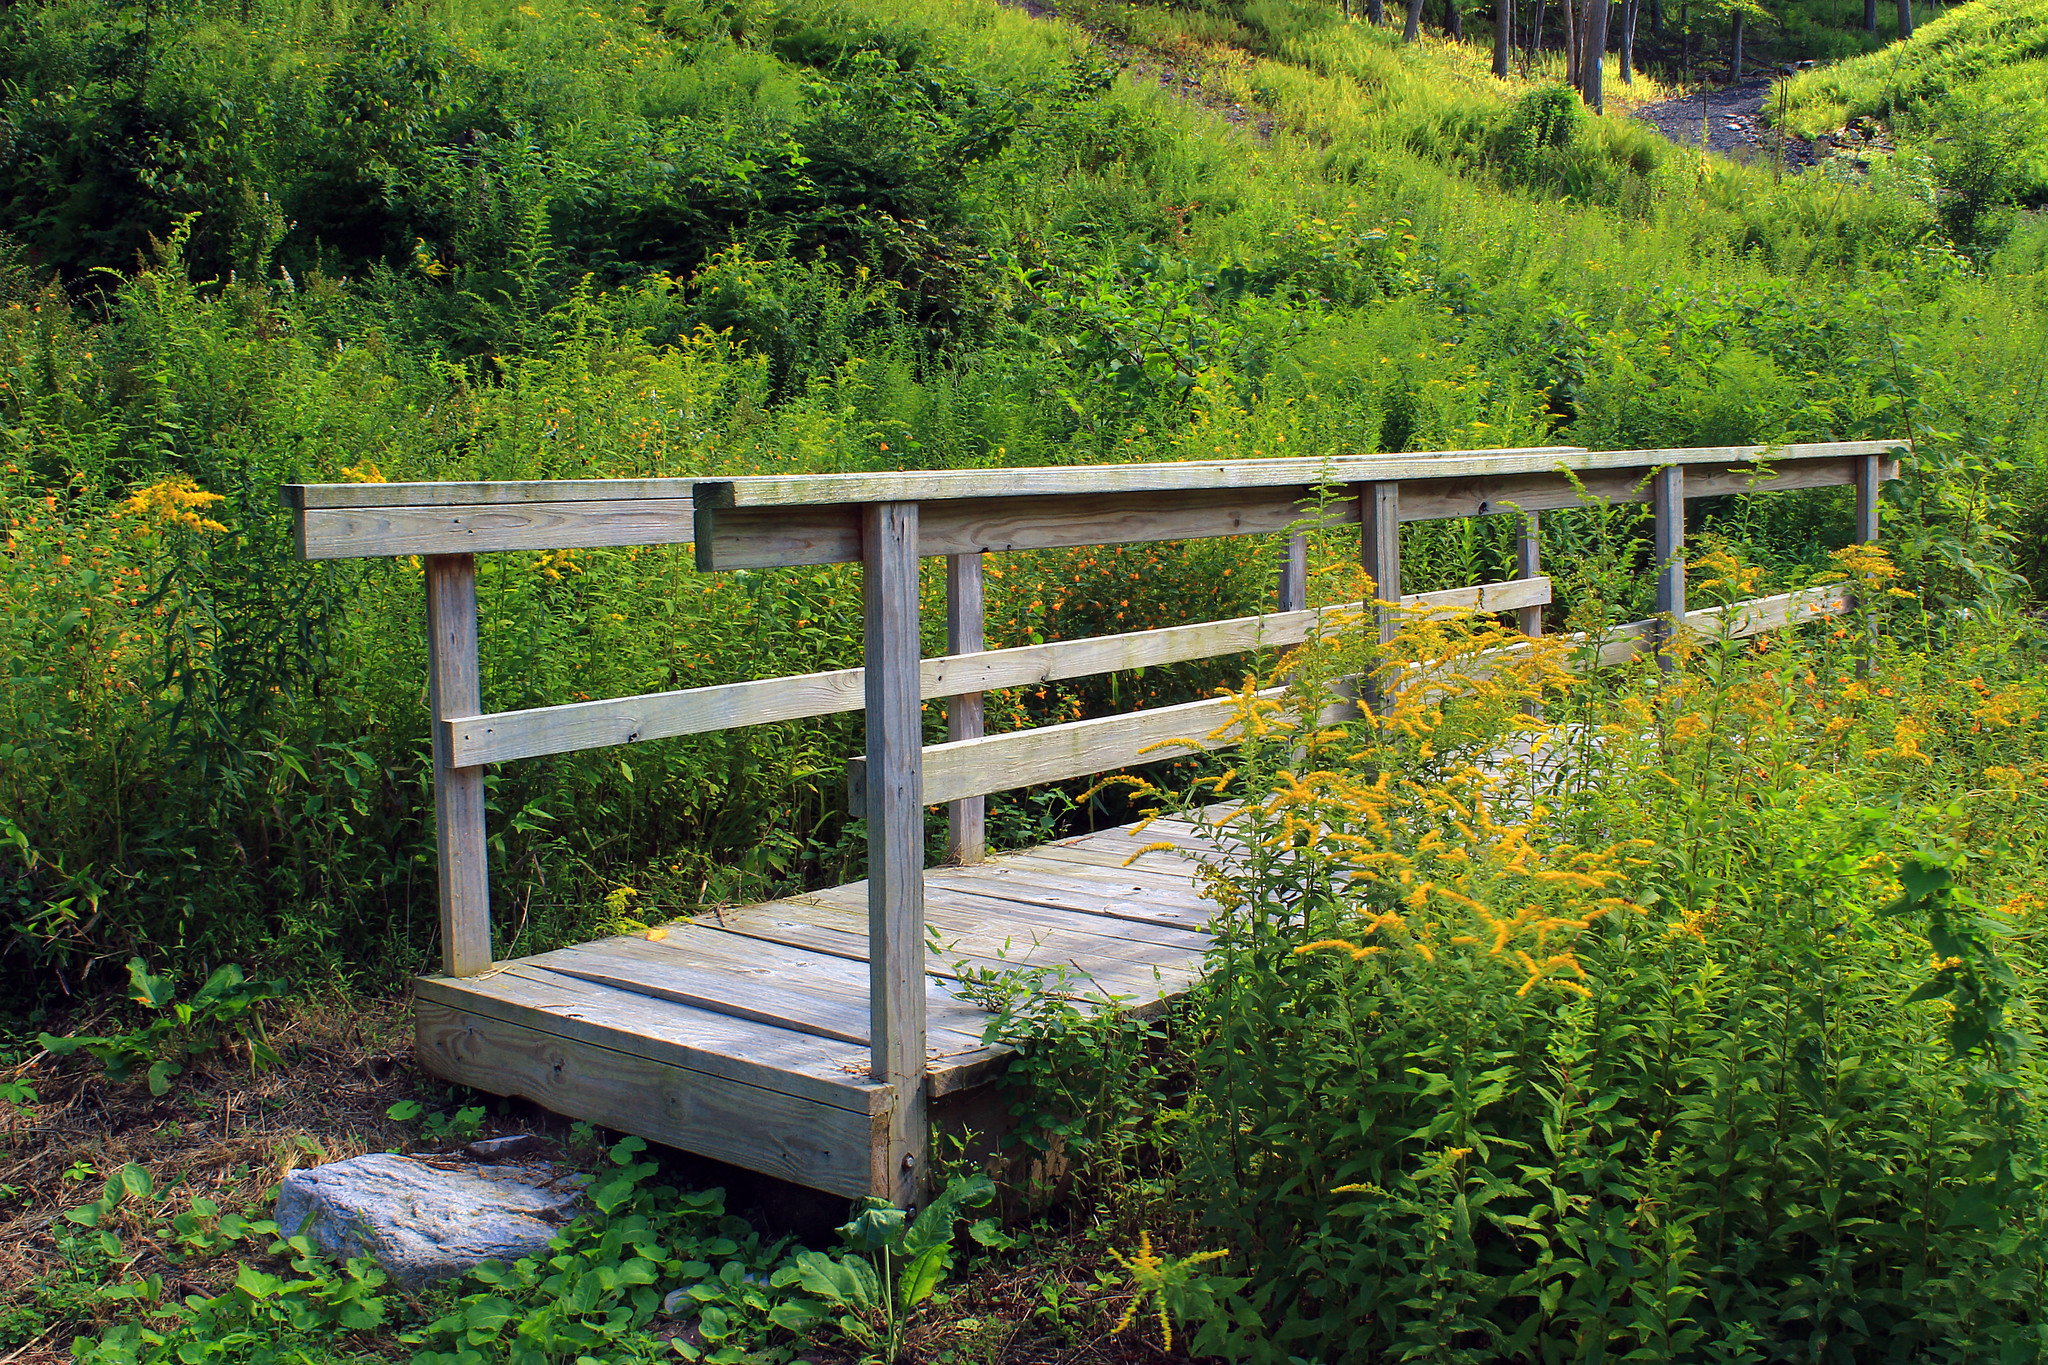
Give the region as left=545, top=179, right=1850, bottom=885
left=283, top=438, right=1898, bottom=1204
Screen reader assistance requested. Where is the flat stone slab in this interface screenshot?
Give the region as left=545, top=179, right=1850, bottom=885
left=275, top=1152, right=584, bottom=1287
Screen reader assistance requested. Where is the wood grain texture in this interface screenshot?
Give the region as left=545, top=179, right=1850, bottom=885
left=299, top=500, right=694, bottom=560
left=1856, top=454, right=1882, bottom=543
left=1652, top=466, right=1687, bottom=667
left=426, top=555, right=491, bottom=978
left=1362, top=482, right=1402, bottom=644
left=415, top=965, right=884, bottom=1111
left=945, top=553, right=987, bottom=866
left=449, top=580, right=1554, bottom=767
left=1515, top=512, right=1544, bottom=638
left=692, top=442, right=1899, bottom=511
left=284, top=478, right=697, bottom=510
left=1278, top=534, right=1308, bottom=613
left=415, top=997, right=885, bottom=1199
left=695, top=448, right=1585, bottom=509
left=863, top=502, right=927, bottom=1206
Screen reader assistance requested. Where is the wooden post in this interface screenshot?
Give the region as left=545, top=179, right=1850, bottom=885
left=1515, top=511, right=1544, bottom=638
left=1278, top=532, right=1308, bottom=613
left=426, top=554, right=491, bottom=978
left=863, top=503, right=928, bottom=1208
left=1361, top=483, right=1402, bottom=644
left=1652, top=467, right=1686, bottom=669
left=1361, top=482, right=1401, bottom=712
left=1855, top=454, right=1881, bottom=544
left=944, top=553, right=986, bottom=866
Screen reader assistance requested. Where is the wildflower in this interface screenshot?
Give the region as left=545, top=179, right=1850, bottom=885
left=1107, top=1232, right=1228, bottom=1352
left=123, top=476, right=227, bottom=533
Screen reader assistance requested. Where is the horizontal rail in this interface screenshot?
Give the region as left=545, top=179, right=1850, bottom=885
left=280, top=441, right=1903, bottom=562
left=694, top=447, right=1903, bottom=571
left=851, top=583, right=1856, bottom=807
left=691, top=442, right=1894, bottom=509
left=444, top=578, right=1554, bottom=767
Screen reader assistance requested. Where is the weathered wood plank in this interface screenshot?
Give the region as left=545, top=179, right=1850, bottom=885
left=415, top=996, right=886, bottom=1199
left=1856, top=454, right=1883, bottom=543
left=447, top=579, right=1555, bottom=767
left=946, top=553, right=987, bottom=865
left=299, top=501, right=695, bottom=560
left=1652, top=466, right=1686, bottom=668
left=426, top=555, right=491, bottom=978
left=798, top=880, right=1211, bottom=962
left=1362, top=482, right=1402, bottom=647
left=693, top=442, right=1899, bottom=510
left=1516, top=513, right=1544, bottom=638
left=864, top=502, right=927, bottom=1207
left=417, top=966, right=884, bottom=1111
left=283, top=479, right=697, bottom=510
left=1279, top=533, right=1308, bottom=613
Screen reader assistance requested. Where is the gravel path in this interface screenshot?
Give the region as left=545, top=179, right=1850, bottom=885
left=1631, top=76, right=1826, bottom=168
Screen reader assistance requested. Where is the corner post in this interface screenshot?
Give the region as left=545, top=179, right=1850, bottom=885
left=1278, top=532, right=1308, bottom=614
left=944, top=552, right=986, bottom=866
left=425, top=554, right=491, bottom=977
left=863, top=503, right=928, bottom=1208
left=1515, top=511, right=1544, bottom=638
left=1652, top=466, right=1686, bottom=669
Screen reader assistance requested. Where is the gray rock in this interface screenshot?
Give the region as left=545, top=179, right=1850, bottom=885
left=274, top=1153, right=585, bottom=1287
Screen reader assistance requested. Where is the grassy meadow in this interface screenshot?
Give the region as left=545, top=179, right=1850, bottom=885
left=2, top=0, right=2047, bottom=1359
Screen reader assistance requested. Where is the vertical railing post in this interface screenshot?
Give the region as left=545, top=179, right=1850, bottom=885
left=1515, top=511, right=1544, bottom=638
left=1361, top=483, right=1402, bottom=642
left=1652, top=466, right=1686, bottom=669
left=863, top=503, right=928, bottom=1208
left=1278, top=532, right=1308, bottom=614
left=1361, top=482, right=1401, bottom=711
left=425, top=554, right=491, bottom=978
left=1855, top=453, right=1882, bottom=544
left=944, top=552, right=985, bottom=866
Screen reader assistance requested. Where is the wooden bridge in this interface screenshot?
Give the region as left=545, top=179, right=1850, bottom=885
left=281, top=439, right=1899, bottom=1206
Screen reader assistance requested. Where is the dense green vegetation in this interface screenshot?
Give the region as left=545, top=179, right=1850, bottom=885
left=3, top=0, right=2039, bottom=1010
left=5, top=0, right=2048, bottom=1356
left=1782, top=0, right=2048, bottom=230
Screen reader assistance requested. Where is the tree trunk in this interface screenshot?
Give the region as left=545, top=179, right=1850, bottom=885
left=1895, top=0, right=1912, bottom=36
left=1619, top=0, right=1637, bottom=83
left=1494, top=0, right=1512, bottom=73
left=1446, top=0, right=1463, bottom=40
left=1581, top=0, right=1610, bottom=108
left=1730, top=8, right=1742, bottom=81
left=1404, top=0, right=1425, bottom=41
left=1369, top=0, right=1384, bottom=24
left=1863, top=0, right=1877, bottom=29
left=1564, top=0, right=1578, bottom=83
left=1651, top=0, right=1663, bottom=35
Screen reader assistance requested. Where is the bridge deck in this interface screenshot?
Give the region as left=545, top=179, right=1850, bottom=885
left=413, top=817, right=1216, bottom=1198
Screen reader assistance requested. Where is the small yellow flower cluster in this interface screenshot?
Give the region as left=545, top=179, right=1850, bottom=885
left=1107, top=1230, right=1229, bottom=1352
left=531, top=547, right=583, bottom=581
left=120, top=476, right=227, bottom=534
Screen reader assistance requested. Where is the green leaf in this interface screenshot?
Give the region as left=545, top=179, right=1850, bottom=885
left=896, top=1242, right=951, bottom=1310
left=126, top=958, right=177, bottom=1009
left=386, top=1100, right=424, bottom=1122
left=119, top=1164, right=154, bottom=1201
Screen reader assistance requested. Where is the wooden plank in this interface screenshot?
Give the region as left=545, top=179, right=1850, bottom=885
left=283, top=479, right=697, bottom=510
left=448, top=669, right=865, bottom=767
left=946, top=554, right=987, bottom=865
left=801, top=880, right=1210, bottom=961
left=1856, top=454, right=1882, bottom=543
left=863, top=501, right=927, bottom=1207
left=426, top=555, right=491, bottom=978
left=692, top=443, right=1902, bottom=510
left=930, top=867, right=1216, bottom=940
left=298, top=500, right=694, bottom=560
left=1516, top=513, right=1544, bottom=638
left=1362, top=482, right=1402, bottom=645
left=1652, top=466, right=1686, bottom=668
left=634, top=925, right=995, bottom=1046
left=416, top=966, right=883, bottom=1112
left=415, top=996, right=885, bottom=1199
left=1278, top=534, right=1307, bottom=613
left=534, top=937, right=992, bottom=1054
left=695, top=448, right=1584, bottom=509
left=447, top=579, right=1555, bottom=767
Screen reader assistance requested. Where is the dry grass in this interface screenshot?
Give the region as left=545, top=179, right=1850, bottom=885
left=0, top=992, right=435, bottom=1360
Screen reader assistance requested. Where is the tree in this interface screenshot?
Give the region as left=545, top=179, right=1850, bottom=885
left=1404, top=0, right=1425, bottom=41
left=1864, top=0, right=1877, bottom=32
left=1494, top=0, right=1512, bottom=74
left=1618, top=0, right=1642, bottom=82
left=1730, top=6, right=1744, bottom=79
left=1576, top=0, right=1613, bottom=109
left=1445, top=0, right=1464, bottom=40
left=1369, top=0, right=1385, bottom=23
left=1896, top=0, right=1912, bottom=36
